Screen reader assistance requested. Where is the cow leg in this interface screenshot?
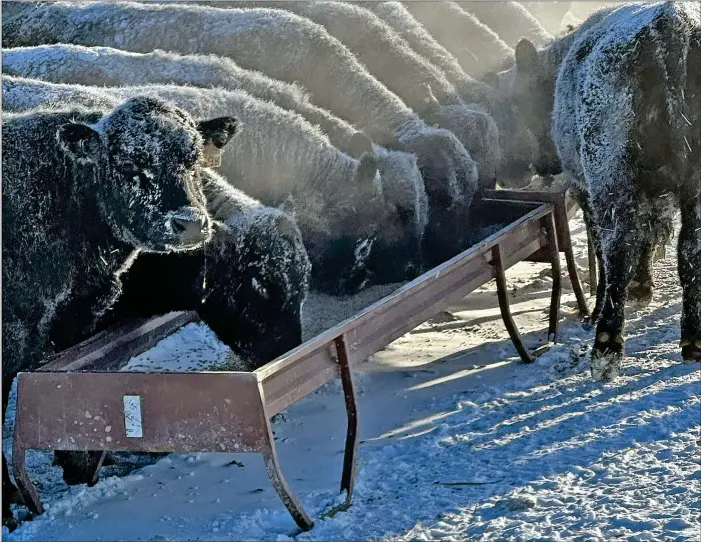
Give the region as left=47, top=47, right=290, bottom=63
left=53, top=451, right=105, bottom=486
left=574, top=189, right=607, bottom=325
left=2, top=376, right=20, bottom=531
left=629, top=213, right=674, bottom=306
left=588, top=224, right=607, bottom=326
left=628, top=229, right=656, bottom=307
left=678, top=194, right=701, bottom=362
left=590, top=205, right=646, bottom=381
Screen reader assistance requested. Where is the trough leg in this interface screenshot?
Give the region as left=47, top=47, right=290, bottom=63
left=493, top=244, right=534, bottom=363
left=544, top=214, right=562, bottom=342
left=563, top=229, right=589, bottom=319
left=335, top=335, right=359, bottom=506
left=3, top=378, right=21, bottom=531
left=555, top=202, right=589, bottom=318
left=12, top=445, right=42, bottom=517
left=259, top=415, right=314, bottom=531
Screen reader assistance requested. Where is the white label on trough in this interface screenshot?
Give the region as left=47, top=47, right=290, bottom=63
left=123, top=395, right=143, bottom=438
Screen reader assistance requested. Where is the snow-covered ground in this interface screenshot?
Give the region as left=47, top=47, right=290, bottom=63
left=4, top=211, right=700, bottom=541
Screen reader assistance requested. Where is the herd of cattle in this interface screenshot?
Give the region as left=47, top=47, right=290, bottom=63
left=2, top=0, right=699, bottom=531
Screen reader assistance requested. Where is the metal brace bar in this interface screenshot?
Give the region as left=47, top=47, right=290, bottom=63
left=492, top=243, right=535, bottom=363
left=543, top=214, right=562, bottom=342
left=322, top=334, right=359, bottom=519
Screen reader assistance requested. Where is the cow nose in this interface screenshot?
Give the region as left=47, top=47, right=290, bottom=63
left=168, top=207, right=210, bottom=245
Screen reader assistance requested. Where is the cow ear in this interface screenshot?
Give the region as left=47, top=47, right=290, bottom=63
left=56, top=123, right=102, bottom=164
left=197, top=116, right=238, bottom=149
left=515, top=39, right=539, bottom=74
left=347, top=132, right=374, bottom=158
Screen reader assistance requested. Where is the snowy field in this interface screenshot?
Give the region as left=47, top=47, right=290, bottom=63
left=4, top=211, right=700, bottom=541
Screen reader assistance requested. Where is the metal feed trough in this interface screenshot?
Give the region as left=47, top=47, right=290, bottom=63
left=12, top=189, right=587, bottom=531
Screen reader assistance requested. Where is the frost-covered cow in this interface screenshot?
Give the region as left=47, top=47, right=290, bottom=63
left=49, top=168, right=311, bottom=371
left=2, top=98, right=237, bottom=529
left=458, top=1, right=552, bottom=47
left=3, top=76, right=427, bottom=290
left=2, top=44, right=427, bottom=222
left=50, top=168, right=311, bottom=488
left=1, top=0, right=481, bottom=262
left=504, top=2, right=701, bottom=380
left=520, top=1, right=573, bottom=35
left=2, top=44, right=372, bottom=157
left=353, top=2, right=488, bottom=97
left=228, top=0, right=465, bottom=112
left=214, top=1, right=502, bottom=184
left=402, top=2, right=515, bottom=77
left=333, top=2, right=532, bottom=187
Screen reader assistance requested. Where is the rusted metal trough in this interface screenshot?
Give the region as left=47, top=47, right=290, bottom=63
left=12, top=189, right=586, bottom=531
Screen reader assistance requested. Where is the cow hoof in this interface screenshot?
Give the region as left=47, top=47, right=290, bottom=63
left=681, top=340, right=701, bottom=363
left=2, top=514, right=18, bottom=533
left=590, top=350, right=623, bottom=382
left=591, top=333, right=624, bottom=381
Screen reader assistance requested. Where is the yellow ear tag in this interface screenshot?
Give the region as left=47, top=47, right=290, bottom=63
left=200, top=144, right=223, bottom=168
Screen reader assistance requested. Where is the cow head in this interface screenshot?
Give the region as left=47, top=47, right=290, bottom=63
left=60, top=97, right=237, bottom=253
left=366, top=147, right=427, bottom=283
left=395, top=128, right=479, bottom=265
left=509, top=39, right=562, bottom=176
left=202, top=211, right=311, bottom=369
left=306, top=151, right=388, bottom=294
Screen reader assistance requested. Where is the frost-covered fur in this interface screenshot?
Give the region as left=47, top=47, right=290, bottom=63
left=232, top=1, right=463, bottom=111
left=423, top=97, right=502, bottom=186
left=458, top=1, right=552, bottom=47
left=1, top=98, right=236, bottom=526
left=520, top=1, right=573, bottom=35
left=2, top=44, right=427, bottom=230
left=508, top=2, right=701, bottom=378
left=2, top=44, right=368, bottom=157
left=354, top=2, right=489, bottom=99
left=3, top=76, right=427, bottom=292
left=1, top=1, right=480, bottom=263
left=402, top=2, right=515, bottom=77
left=101, top=169, right=311, bottom=370
left=2, top=75, right=117, bottom=112
left=210, top=1, right=498, bottom=185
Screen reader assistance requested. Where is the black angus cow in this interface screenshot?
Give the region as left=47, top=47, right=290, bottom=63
left=2, top=98, right=237, bottom=530
left=500, top=1, right=700, bottom=380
